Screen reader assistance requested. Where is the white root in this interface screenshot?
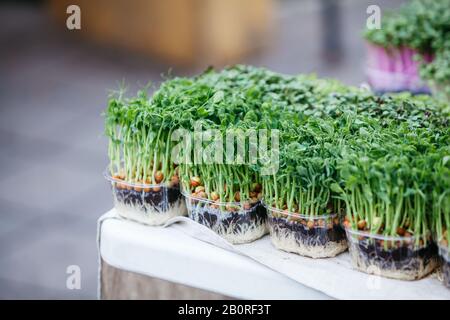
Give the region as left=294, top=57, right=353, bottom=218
left=114, top=196, right=187, bottom=226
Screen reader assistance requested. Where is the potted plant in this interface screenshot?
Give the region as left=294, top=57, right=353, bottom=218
left=160, top=66, right=274, bottom=243
left=104, top=90, right=187, bottom=225
left=333, top=121, right=442, bottom=280
left=431, top=148, right=450, bottom=288
left=363, top=0, right=450, bottom=93
left=263, top=117, right=347, bottom=258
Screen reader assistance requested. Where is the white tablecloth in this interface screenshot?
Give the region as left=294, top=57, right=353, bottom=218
left=98, top=209, right=450, bottom=300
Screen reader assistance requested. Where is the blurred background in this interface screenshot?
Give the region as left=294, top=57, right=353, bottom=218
left=0, top=0, right=405, bottom=299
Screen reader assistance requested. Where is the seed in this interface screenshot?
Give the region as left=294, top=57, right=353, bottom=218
left=143, top=187, right=151, bottom=192
left=210, top=191, right=219, bottom=201
left=226, top=205, right=236, bottom=212
left=234, top=191, right=241, bottom=202
left=190, top=176, right=201, bottom=187
left=307, top=220, right=315, bottom=229
left=250, top=197, right=258, bottom=204
left=442, top=239, right=448, bottom=247
left=126, top=184, right=133, bottom=191
left=134, top=181, right=143, bottom=192
left=243, top=202, right=251, bottom=210
left=318, top=219, right=325, bottom=227
left=249, top=191, right=257, bottom=198
left=154, top=171, right=164, bottom=184
left=195, top=186, right=205, bottom=193
left=115, top=171, right=125, bottom=180
left=404, top=231, right=412, bottom=237
left=396, top=227, right=406, bottom=236
left=357, top=220, right=367, bottom=230
left=300, top=219, right=307, bottom=225
left=152, top=186, right=161, bottom=192
left=197, top=191, right=207, bottom=199
left=343, top=220, right=351, bottom=228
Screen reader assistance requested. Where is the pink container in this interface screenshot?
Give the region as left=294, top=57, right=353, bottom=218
left=366, top=43, right=433, bottom=93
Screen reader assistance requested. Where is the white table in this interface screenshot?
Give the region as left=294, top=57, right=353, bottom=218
left=99, top=210, right=330, bottom=299
left=99, top=209, right=449, bottom=300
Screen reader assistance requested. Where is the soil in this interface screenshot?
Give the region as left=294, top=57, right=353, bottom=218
left=113, top=186, right=182, bottom=211
left=347, top=235, right=438, bottom=280
left=269, top=216, right=346, bottom=245
left=196, top=203, right=266, bottom=229
left=268, top=216, right=347, bottom=258
left=187, top=201, right=268, bottom=244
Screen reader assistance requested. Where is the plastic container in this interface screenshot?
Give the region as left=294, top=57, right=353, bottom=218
left=104, top=171, right=187, bottom=226
left=366, top=43, right=432, bottom=94
left=439, top=244, right=450, bottom=289
left=183, top=192, right=268, bottom=244
left=345, top=228, right=438, bottom=280
left=266, top=207, right=347, bottom=258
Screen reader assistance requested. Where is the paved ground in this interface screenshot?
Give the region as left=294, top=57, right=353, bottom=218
left=0, top=0, right=403, bottom=299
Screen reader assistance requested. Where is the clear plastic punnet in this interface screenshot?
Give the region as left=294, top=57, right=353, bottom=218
left=345, top=228, right=438, bottom=280
left=266, top=206, right=347, bottom=258
left=104, top=170, right=187, bottom=226
left=183, top=192, right=268, bottom=244
left=439, top=244, right=450, bottom=289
